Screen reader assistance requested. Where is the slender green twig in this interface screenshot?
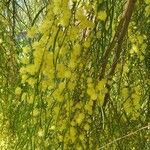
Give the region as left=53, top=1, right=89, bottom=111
left=99, top=124, right=150, bottom=149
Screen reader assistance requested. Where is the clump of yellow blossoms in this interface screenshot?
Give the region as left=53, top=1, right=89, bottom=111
left=17, top=0, right=148, bottom=149
left=19, top=0, right=109, bottom=148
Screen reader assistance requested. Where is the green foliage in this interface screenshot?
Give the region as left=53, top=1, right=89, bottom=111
left=0, top=0, right=149, bottom=149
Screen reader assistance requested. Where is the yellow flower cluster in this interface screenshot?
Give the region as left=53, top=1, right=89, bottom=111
left=97, top=10, right=107, bottom=21
left=27, top=26, right=37, bottom=38
left=128, top=23, right=147, bottom=61
left=87, top=78, right=107, bottom=106
left=15, top=87, right=22, bottom=95
left=19, top=0, right=112, bottom=148
left=123, top=86, right=141, bottom=119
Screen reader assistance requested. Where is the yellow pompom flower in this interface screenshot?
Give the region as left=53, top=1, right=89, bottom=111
left=57, top=64, right=66, bottom=78
left=59, top=9, right=71, bottom=27
left=76, top=112, right=85, bottom=124
left=19, top=67, right=27, bottom=74
left=68, top=61, right=76, bottom=69
left=73, top=43, right=81, bottom=56
left=58, top=82, right=66, bottom=91
left=121, top=87, right=129, bottom=99
left=84, top=124, right=90, bottom=131
left=27, top=78, right=36, bottom=87
left=27, top=94, right=34, bottom=104
left=38, top=128, right=44, bottom=137
left=96, top=78, right=107, bottom=91
left=91, top=92, right=97, bottom=100
left=84, top=103, right=93, bottom=115
left=41, top=81, right=48, bottom=92
left=64, top=70, right=72, bottom=78
left=21, top=57, right=29, bottom=64
left=69, top=127, right=76, bottom=141
left=27, top=26, right=37, bottom=38
left=22, top=46, right=30, bottom=54
left=32, top=108, right=40, bottom=117
left=83, top=40, right=91, bottom=48
left=123, top=99, right=133, bottom=114
left=26, top=64, right=38, bottom=76
left=15, top=87, right=22, bottom=95
left=87, top=77, right=93, bottom=83
left=97, top=94, right=105, bottom=106
left=53, top=90, right=64, bottom=102
left=97, top=10, right=107, bottom=21
left=21, top=74, right=28, bottom=83
left=79, top=134, right=85, bottom=141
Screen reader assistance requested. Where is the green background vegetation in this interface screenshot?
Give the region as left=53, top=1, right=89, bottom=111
left=0, top=0, right=149, bottom=149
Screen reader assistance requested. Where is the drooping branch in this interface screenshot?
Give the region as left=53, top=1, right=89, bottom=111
left=109, top=0, right=137, bottom=76
left=100, top=0, right=137, bottom=80
left=101, top=0, right=137, bottom=107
